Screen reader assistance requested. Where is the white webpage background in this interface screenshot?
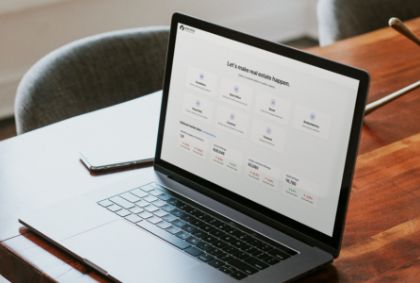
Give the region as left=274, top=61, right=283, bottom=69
left=161, top=24, right=359, bottom=236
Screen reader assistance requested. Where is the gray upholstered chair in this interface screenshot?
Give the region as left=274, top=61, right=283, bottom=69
left=317, top=0, right=420, bottom=45
left=15, top=26, right=169, bottom=134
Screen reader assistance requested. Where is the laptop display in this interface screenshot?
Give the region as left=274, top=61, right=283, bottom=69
left=160, top=23, right=360, bottom=237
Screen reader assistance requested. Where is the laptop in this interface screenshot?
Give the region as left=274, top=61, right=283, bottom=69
left=19, top=13, right=369, bottom=283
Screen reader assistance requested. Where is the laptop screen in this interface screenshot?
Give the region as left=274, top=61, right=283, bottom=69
left=160, top=22, right=360, bottom=237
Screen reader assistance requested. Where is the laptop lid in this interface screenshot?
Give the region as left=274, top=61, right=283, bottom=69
left=154, top=13, right=369, bottom=257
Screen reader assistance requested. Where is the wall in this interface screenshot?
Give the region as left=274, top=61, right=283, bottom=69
left=0, top=0, right=318, bottom=119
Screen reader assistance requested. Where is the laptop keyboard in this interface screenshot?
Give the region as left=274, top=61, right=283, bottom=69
left=98, top=182, right=297, bottom=280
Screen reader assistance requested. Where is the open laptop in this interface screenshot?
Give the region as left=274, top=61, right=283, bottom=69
left=19, top=13, right=369, bottom=282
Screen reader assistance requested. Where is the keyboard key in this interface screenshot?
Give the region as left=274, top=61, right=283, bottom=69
left=232, top=240, right=251, bottom=251
left=202, top=234, right=218, bottom=244
left=121, top=192, right=140, bottom=203
left=221, top=234, right=235, bottom=243
left=193, top=210, right=205, bottom=219
left=145, top=204, right=159, bottom=213
left=185, top=206, right=198, bottom=215
left=208, top=258, right=223, bottom=269
left=204, top=246, right=224, bottom=257
left=149, top=189, right=163, bottom=197
left=107, top=204, right=122, bottom=212
left=214, top=240, right=228, bottom=249
left=154, top=209, right=168, bottom=218
left=198, top=253, right=213, bottom=262
left=125, top=214, right=142, bottom=223
left=202, top=214, right=214, bottom=223
left=157, top=193, right=171, bottom=201
left=187, top=236, right=201, bottom=246
left=138, top=211, right=153, bottom=219
left=212, top=229, right=225, bottom=238
left=177, top=203, right=188, bottom=210
left=244, top=236, right=261, bottom=247
left=209, top=219, right=223, bottom=228
left=137, top=220, right=190, bottom=250
left=224, top=227, right=242, bottom=238
left=179, top=213, right=193, bottom=222
left=166, top=226, right=181, bottom=234
left=229, top=229, right=244, bottom=238
left=110, top=196, right=135, bottom=209
left=220, top=223, right=232, bottom=233
left=180, top=203, right=193, bottom=212
left=141, top=184, right=155, bottom=192
left=148, top=216, right=162, bottom=224
left=116, top=209, right=131, bottom=217
left=162, top=214, right=177, bottom=223
left=220, top=246, right=242, bottom=259
left=129, top=206, right=144, bottom=214
left=258, top=243, right=273, bottom=252
left=144, top=195, right=158, bottom=203
left=157, top=221, right=172, bottom=229
left=152, top=199, right=166, bottom=207
left=171, top=209, right=184, bottom=218
left=168, top=198, right=181, bottom=206
left=191, top=229, right=205, bottom=239
left=246, top=247, right=263, bottom=257
left=161, top=204, right=176, bottom=212
left=184, top=246, right=203, bottom=257
left=98, top=199, right=113, bottom=207
left=217, top=251, right=230, bottom=260
left=213, top=221, right=225, bottom=230
left=176, top=231, right=190, bottom=240
left=231, top=249, right=248, bottom=259
left=172, top=219, right=186, bottom=228
left=130, top=188, right=147, bottom=198
left=135, top=200, right=149, bottom=207
left=190, top=218, right=203, bottom=227
left=223, top=246, right=236, bottom=255
left=183, top=224, right=196, bottom=234
left=202, top=225, right=213, bottom=233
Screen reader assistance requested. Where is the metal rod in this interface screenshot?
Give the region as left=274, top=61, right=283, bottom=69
left=365, top=80, right=420, bottom=115
left=388, top=17, right=420, bottom=46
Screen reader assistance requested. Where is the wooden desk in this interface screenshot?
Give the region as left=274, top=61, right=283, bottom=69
left=1, top=18, right=419, bottom=282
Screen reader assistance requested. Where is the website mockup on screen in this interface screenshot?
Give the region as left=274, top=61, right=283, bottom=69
left=161, top=23, right=360, bottom=236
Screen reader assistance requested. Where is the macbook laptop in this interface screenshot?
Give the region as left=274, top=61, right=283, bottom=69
left=19, top=13, right=369, bottom=282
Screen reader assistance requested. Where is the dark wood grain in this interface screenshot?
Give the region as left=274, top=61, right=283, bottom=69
left=308, top=18, right=420, bottom=154
left=1, top=18, right=419, bottom=283
left=298, top=133, right=420, bottom=283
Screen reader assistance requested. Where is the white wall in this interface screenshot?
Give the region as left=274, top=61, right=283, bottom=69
left=0, top=0, right=318, bottom=119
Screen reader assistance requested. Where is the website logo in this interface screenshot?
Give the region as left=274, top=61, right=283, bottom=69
left=179, top=24, right=195, bottom=34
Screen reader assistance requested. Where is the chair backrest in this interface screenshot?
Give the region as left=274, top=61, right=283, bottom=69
left=15, top=26, right=169, bottom=134
left=317, top=0, right=420, bottom=45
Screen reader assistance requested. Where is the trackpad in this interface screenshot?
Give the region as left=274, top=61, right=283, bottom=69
left=62, top=219, right=201, bottom=283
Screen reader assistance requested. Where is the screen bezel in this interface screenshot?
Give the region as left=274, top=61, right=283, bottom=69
left=154, top=13, right=369, bottom=256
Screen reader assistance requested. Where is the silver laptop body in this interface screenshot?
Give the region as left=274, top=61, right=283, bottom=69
left=20, top=13, right=369, bottom=283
